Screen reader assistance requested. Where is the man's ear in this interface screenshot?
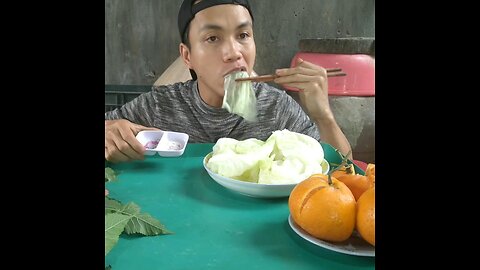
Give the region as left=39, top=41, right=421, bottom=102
left=179, top=43, right=192, bottom=69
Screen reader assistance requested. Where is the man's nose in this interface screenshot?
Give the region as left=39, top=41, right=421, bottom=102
left=222, top=38, right=242, bottom=62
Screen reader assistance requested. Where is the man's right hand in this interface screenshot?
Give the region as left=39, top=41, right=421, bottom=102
left=105, top=119, right=159, bottom=163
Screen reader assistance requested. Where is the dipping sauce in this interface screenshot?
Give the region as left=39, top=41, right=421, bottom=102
left=168, top=141, right=182, bottom=150
left=144, top=140, right=160, bottom=149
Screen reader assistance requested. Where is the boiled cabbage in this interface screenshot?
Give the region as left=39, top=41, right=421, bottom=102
left=222, top=71, right=257, bottom=122
left=207, top=137, right=275, bottom=181
left=206, top=129, right=325, bottom=184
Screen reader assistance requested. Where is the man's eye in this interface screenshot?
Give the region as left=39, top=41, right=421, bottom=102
left=207, top=36, right=218, bottom=42
left=239, top=33, right=250, bottom=39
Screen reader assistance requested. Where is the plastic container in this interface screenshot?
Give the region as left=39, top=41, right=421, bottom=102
left=284, top=52, right=375, bottom=96
left=136, top=130, right=189, bottom=157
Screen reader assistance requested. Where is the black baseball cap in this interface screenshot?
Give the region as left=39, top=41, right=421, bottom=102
left=178, top=0, right=254, bottom=80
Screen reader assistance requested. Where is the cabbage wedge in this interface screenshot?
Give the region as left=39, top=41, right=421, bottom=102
left=206, top=129, right=326, bottom=184
left=222, top=71, right=257, bottom=122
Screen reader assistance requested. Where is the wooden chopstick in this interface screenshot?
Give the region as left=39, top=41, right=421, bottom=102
left=326, top=72, right=347, bottom=77
left=235, top=68, right=346, bottom=82
left=235, top=74, right=278, bottom=82
left=325, top=68, right=342, bottom=73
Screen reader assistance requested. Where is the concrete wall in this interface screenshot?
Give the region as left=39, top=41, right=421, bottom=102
left=329, top=96, right=375, bottom=163
left=105, top=0, right=375, bottom=85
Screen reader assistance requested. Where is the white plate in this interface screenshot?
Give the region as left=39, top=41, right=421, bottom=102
left=136, top=130, right=189, bottom=157
left=288, top=215, right=375, bottom=257
left=203, top=153, right=330, bottom=198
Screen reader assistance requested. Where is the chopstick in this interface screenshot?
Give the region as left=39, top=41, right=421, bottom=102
left=235, top=68, right=346, bottom=82
left=235, top=74, right=279, bottom=82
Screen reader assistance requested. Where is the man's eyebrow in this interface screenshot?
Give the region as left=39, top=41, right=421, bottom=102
left=199, top=24, right=222, bottom=32
left=236, top=21, right=252, bottom=29
left=199, top=21, right=252, bottom=32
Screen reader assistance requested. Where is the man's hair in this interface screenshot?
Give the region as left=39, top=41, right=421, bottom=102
left=178, top=0, right=254, bottom=80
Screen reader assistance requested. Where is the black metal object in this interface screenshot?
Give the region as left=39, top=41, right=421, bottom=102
left=105, top=85, right=152, bottom=112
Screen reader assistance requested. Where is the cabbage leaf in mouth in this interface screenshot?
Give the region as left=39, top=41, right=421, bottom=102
left=222, top=71, right=257, bottom=122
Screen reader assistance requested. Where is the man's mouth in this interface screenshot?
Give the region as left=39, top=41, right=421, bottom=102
left=224, top=67, right=247, bottom=77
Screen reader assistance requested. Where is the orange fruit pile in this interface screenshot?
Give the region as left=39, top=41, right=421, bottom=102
left=331, top=163, right=355, bottom=179
left=289, top=163, right=375, bottom=246
left=336, top=174, right=371, bottom=201
left=365, top=163, right=375, bottom=185
left=356, top=186, right=375, bottom=246
left=288, top=174, right=356, bottom=242
left=335, top=163, right=375, bottom=201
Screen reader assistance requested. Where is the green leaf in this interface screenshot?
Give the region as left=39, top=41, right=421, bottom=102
left=105, top=200, right=171, bottom=236
left=105, top=197, right=123, bottom=215
left=105, top=213, right=131, bottom=256
left=120, top=201, right=141, bottom=215
left=121, top=202, right=172, bottom=236
left=105, top=167, right=117, bottom=182
left=124, top=210, right=172, bottom=235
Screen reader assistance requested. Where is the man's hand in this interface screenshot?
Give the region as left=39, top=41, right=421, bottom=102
left=273, top=58, right=352, bottom=159
left=105, top=119, right=159, bottom=163
left=274, top=57, right=333, bottom=121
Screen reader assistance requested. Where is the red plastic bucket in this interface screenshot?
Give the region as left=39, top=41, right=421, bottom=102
left=284, top=52, right=375, bottom=96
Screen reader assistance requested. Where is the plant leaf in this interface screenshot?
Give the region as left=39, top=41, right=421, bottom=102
left=105, top=167, right=117, bottom=182
left=105, top=200, right=171, bottom=235
left=124, top=210, right=172, bottom=235
left=105, top=197, right=123, bottom=215
left=120, top=201, right=141, bottom=215
left=105, top=213, right=131, bottom=256
left=122, top=202, right=171, bottom=235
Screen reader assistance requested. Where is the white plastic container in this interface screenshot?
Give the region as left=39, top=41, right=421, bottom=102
left=136, top=130, right=189, bottom=157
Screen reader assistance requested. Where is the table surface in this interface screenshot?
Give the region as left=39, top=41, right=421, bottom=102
left=105, top=143, right=375, bottom=270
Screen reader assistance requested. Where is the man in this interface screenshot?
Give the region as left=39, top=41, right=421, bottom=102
left=105, top=0, right=351, bottom=163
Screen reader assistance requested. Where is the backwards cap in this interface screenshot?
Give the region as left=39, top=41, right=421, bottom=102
left=178, top=0, right=254, bottom=80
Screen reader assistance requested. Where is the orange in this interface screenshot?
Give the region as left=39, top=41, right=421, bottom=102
left=289, top=174, right=356, bottom=242
left=331, top=163, right=356, bottom=179
left=356, top=186, right=375, bottom=246
left=365, top=163, right=375, bottom=177
left=336, top=174, right=371, bottom=201
left=365, top=163, right=375, bottom=186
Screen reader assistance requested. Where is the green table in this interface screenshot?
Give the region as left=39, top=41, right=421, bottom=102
left=105, top=143, right=374, bottom=269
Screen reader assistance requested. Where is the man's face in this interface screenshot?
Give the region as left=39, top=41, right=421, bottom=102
left=182, top=4, right=256, bottom=106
